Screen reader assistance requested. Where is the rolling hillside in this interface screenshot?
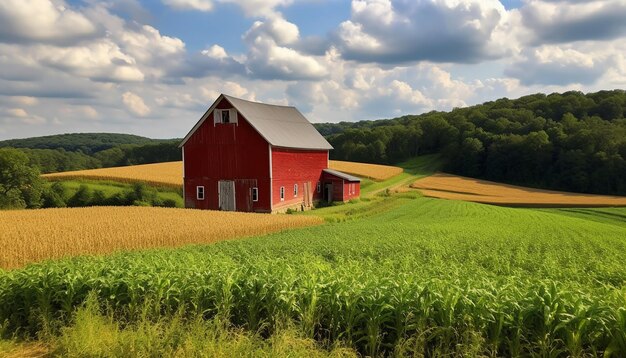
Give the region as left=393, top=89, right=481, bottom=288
left=42, top=157, right=626, bottom=207
left=0, top=133, right=173, bottom=154
left=412, top=173, right=626, bottom=207
left=2, top=175, right=625, bottom=356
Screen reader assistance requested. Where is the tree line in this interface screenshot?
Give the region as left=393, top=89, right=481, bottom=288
left=319, top=90, right=626, bottom=195
left=11, top=141, right=181, bottom=173
left=0, top=133, right=182, bottom=173
left=0, top=147, right=180, bottom=209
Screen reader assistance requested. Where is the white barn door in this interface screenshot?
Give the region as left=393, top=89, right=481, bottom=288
left=218, top=180, right=236, bottom=211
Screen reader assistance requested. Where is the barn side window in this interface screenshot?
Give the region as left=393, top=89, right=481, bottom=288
left=196, top=186, right=205, bottom=200
left=252, top=187, right=258, bottom=202
left=221, top=109, right=230, bottom=123
left=280, top=186, right=285, bottom=201
left=294, top=184, right=298, bottom=197
left=316, top=182, right=321, bottom=193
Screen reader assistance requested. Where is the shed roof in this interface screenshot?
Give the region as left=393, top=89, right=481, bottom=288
left=323, top=169, right=361, bottom=182
left=179, top=94, right=333, bottom=150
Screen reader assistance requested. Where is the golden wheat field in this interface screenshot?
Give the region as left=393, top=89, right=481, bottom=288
left=42, top=161, right=183, bottom=187
left=328, top=160, right=403, bottom=180
left=0, top=207, right=323, bottom=270
left=42, top=160, right=403, bottom=185
left=412, top=173, right=626, bottom=207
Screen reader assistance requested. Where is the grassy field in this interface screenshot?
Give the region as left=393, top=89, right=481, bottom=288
left=0, top=206, right=322, bottom=270
left=48, top=179, right=184, bottom=207
left=42, top=160, right=404, bottom=188
left=412, top=172, right=626, bottom=207
left=2, top=156, right=626, bottom=356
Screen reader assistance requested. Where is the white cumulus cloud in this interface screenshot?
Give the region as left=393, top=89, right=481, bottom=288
left=162, top=0, right=213, bottom=11
left=0, top=0, right=98, bottom=44
left=335, top=0, right=511, bottom=64
left=122, top=91, right=150, bottom=116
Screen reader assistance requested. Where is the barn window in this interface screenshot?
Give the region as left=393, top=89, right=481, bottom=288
left=280, top=186, right=285, bottom=201
left=252, top=187, right=258, bottom=202
left=294, top=184, right=298, bottom=197
left=196, top=186, right=205, bottom=200
left=316, top=182, right=321, bottom=193
left=213, top=109, right=238, bottom=125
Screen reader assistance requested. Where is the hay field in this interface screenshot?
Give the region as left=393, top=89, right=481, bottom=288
left=412, top=173, right=626, bottom=207
left=328, top=160, right=403, bottom=180
left=43, top=161, right=183, bottom=188
left=0, top=206, right=322, bottom=270
left=42, top=160, right=403, bottom=185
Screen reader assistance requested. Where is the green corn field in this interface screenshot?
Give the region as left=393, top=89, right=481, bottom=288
left=2, top=193, right=625, bottom=356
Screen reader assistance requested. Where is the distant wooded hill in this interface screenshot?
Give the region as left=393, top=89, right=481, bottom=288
left=0, top=133, right=182, bottom=173
left=2, top=90, right=625, bottom=195
left=317, top=90, right=626, bottom=195
left=0, top=133, right=167, bottom=154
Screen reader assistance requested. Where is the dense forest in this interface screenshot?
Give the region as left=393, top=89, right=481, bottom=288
left=0, top=133, right=182, bottom=173
left=318, top=90, right=626, bottom=195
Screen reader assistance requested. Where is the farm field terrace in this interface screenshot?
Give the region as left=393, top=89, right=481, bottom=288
left=412, top=173, right=626, bottom=207
left=1, top=192, right=626, bottom=356
left=43, top=161, right=184, bottom=188
left=41, top=160, right=404, bottom=188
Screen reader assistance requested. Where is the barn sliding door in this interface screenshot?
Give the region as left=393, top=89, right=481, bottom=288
left=218, top=180, right=236, bottom=211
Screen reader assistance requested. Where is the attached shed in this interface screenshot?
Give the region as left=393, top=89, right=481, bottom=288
left=322, top=169, right=361, bottom=202
left=179, top=93, right=361, bottom=213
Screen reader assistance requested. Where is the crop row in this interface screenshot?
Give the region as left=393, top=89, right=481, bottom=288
left=2, top=252, right=625, bottom=356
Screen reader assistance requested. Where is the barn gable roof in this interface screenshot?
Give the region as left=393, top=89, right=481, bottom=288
left=179, top=94, right=333, bottom=150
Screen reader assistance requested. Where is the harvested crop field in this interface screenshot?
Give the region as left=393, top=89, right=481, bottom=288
left=43, top=161, right=183, bottom=188
left=328, top=160, right=402, bottom=180
left=42, top=160, right=403, bottom=186
left=0, top=207, right=322, bottom=269
left=412, top=173, right=626, bottom=207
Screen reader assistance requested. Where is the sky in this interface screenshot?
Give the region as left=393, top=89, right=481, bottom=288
left=0, top=0, right=625, bottom=140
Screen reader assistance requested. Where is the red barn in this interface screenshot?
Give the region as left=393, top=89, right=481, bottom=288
left=179, top=94, right=360, bottom=213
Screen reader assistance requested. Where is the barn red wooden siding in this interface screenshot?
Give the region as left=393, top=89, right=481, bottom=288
left=181, top=94, right=360, bottom=212
left=183, top=98, right=271, bottom=212
left=271, top=148, right=327, bottom=211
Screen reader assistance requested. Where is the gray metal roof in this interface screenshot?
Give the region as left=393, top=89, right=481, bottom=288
left=180, top=94, right=333, bottom=150
left=323, top=169, right=361, bottom=182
